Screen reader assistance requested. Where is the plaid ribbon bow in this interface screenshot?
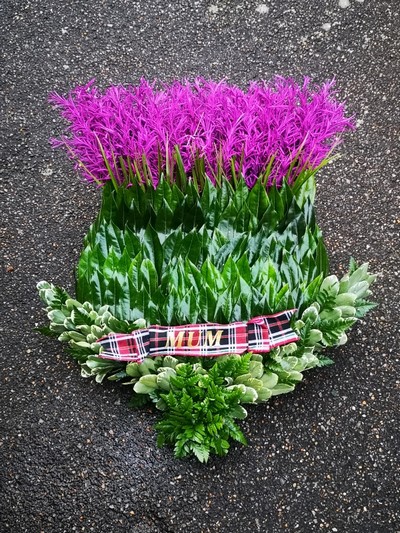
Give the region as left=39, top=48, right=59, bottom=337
left=97, top=310, right=299, bottom=363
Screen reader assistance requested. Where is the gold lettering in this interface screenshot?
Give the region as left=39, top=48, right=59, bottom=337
left=188, top=331, right=200, bottom=347
left=165, top=331, right=185, bottom=348
left=206, top=330, right=223, bottom=347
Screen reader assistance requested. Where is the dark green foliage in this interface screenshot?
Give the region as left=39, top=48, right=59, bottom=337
left=76, top=175, right=328, bottom=325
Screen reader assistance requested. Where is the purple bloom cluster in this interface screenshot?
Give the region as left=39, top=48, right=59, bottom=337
left=50, top=77, right=353, bottom=188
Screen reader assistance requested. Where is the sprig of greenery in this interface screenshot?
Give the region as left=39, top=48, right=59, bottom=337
left=156, top=363, right=247, bottom=462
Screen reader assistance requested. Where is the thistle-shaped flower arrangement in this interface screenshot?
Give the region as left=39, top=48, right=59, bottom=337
left=38, top=78, right=376, bottom=462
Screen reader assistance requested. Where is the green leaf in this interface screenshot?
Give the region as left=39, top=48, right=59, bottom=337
left=35, top=326, right=59, bottom=338
left=192, top=445, right=210, bottom=463
left=317, top=356, right=335, bottom=367
left=270, top=383, right=295, bottom=396
left=316, top=239, right=329, bottom=277
left=348, top=257, right=358, bottom=275
left=292, top=172, right=316, bottom=207
left=355, top=300, right=378, bottom=318
left=247, top=179, right=270, bottom=226
left=140, top=259, right=159, bottom=296
left=230, top=404, right=248, bottom=420
left=134, top=381, right=156, bottom=394
left=142, top=225, right=164, bottom=277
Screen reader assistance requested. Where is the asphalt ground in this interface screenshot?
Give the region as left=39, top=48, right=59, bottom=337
left=1, top=1, right=399, bottom=532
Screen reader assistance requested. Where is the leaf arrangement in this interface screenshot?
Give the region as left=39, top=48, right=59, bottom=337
left=76, top=172, right=328, bottom=325
left=38, top=174, right=376, bottom=462
left=38, top=77, right=375, bottom=462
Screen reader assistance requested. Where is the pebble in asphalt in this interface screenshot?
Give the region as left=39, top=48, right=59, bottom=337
left=1, top=0, right=399, bottom=532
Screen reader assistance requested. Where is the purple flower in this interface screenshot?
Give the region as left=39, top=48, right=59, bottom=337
left=49, top=77, right=354, bottom=188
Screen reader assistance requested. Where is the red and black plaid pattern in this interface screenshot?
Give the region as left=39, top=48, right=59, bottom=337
left=97, top=310, right=299, bottom=363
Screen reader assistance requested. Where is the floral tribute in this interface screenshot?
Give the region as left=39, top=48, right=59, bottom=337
left=38, top=78, right=376, bottom=462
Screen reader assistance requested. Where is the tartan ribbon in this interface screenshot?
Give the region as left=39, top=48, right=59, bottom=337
left=97, top=310, right=299, bottom=363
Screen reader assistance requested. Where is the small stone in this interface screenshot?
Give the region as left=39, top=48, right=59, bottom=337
left=339, top=0, right=350, bottom=8
left=6, top=265, right=14, bottom=273
left=41, top=167, right=53, bottom=177
left=256, top=4, right=269, bottom=14
left=322, top=23, right=331, bottom=31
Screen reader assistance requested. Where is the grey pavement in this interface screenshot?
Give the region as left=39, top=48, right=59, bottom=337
left=1, top=1, right=399, bottom=532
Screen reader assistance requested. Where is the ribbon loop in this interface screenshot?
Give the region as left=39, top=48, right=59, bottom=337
left=97, top=310, right=299, bottom=363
